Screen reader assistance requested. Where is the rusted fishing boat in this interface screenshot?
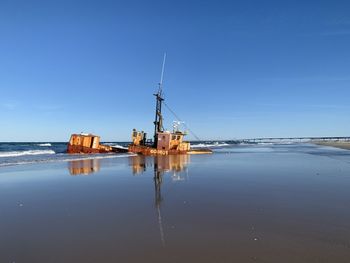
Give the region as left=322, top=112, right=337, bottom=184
left=66, top=55, right=211, bottom=156
left=67, top=133, right=128, bottom=154
left=128, top=55, right=212, bottom=155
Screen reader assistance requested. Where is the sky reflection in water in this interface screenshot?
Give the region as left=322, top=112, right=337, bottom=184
left=1, top=144, right=350, bottom=262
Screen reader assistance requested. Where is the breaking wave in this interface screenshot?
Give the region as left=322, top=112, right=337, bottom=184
left=37, top=143, right=52, bottom=147
left=102, top=142, right=128, bottom=149
left=191, top=142, right=230, bottom=148
left=0, top=150, right=56, bottom=158
left=113, top=145, right=129, bottom=150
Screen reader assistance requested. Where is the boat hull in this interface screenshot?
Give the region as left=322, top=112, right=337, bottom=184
left=67, top=144, right=113, bottom=154
left=128, top=145, right=212, bottom=155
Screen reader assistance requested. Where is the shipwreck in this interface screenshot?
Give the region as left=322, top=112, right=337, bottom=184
left=128, top=54, right=211, bottom=155
left=67, top=133, right=127, bottom=154
left=67, top=54, right=211, bottom=155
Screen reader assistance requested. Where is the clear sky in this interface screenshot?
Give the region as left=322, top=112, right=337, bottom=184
left=0, top=0, right=349, bottom=141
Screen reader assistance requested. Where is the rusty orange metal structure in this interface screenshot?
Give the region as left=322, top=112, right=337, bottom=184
left=128, top=56, right=211, bottom=156
left=67, top=56, right=211, bottom=156
left=128, top=130, right=193, bottom=155
left=67, top=134, right=114, bottom=154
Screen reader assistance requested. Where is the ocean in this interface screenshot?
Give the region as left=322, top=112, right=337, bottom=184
left=1, top=141, right=349, bottom=168
left=0, top=141, right=235, bottom=167
left=0, top=142, right=129, bottom=167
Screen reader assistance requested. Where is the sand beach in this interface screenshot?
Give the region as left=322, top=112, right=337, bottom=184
left=313, top=140, right=350, bottom=150
left=1, top=143, right=350, bottom=262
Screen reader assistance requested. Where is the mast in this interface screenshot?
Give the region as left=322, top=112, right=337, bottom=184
left=153, top=53, right=166, bottom=146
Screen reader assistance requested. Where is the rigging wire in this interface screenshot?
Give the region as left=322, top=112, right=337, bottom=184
left=163, top=101, right=202, bottom=141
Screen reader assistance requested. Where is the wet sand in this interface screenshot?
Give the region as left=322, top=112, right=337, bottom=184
left=313, top=140, right=350, bottom=150
left=1, top=144, right=350, bottom=262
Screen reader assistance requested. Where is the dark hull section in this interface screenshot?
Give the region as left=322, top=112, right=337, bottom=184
left=111, top=146, right=129, bottom=153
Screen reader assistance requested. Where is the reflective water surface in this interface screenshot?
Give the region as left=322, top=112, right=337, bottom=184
left=1, top=144, right=350, bottom=262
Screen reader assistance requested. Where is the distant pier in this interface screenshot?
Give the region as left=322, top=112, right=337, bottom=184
left=239, top=136, right=350, bottom=144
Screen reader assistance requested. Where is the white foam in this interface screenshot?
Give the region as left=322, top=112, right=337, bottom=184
left=0, top=150, right=56, bottom=158
left=104, top=143, right=128, bottom=149
left=37, top=143, right=52, bottom=147
left=255, top=142, right=275, bottom=145
left=191, top=142, right=230, bottom=148
left=111, top=144, right=128, bottom=150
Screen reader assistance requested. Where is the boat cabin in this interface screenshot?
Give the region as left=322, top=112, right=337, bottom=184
left=130, top=128, right=190, bottom=154
left=156, top=131, right=190, bottom=151
left=69, top=134, right=100, bottom=149
left=67, top=133, right=113, bottom=154
left=131, top=129, right=147, bottom=146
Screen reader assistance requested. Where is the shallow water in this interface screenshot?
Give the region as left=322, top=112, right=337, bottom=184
left=0, top=144, right=350, bottom=262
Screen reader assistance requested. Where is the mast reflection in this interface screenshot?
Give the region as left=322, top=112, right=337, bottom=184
left=130, top=154, right=190, bottom=206
left=67, top=155, right=190, bottom=246
left=130, top=154, right=190, bottom=246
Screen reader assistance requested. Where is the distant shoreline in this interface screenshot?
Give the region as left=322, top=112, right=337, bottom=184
left=313, top=141, right=350, bottom=150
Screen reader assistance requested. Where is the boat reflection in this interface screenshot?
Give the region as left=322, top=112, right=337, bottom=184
left=68, top=159, right=101, bottom=175
left=130, top=154, right=190, bottom=178
left=130, top=154, right=190, bottom=203
left=130, top=154, right=190, bottom=246
left=67, top=155, right=190, bottom=246
left=131, top=154, right=189, bottom=188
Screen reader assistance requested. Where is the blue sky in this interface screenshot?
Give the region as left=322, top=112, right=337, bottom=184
left=0, top=0, right=349, bottom=141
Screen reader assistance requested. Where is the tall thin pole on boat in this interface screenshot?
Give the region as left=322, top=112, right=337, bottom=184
left=153, top=53, right=166, bottom=147
left=159, top=53, right=166, bottom=92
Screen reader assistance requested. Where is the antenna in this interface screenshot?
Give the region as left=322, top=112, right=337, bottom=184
left=158, top=53, right=167, bottom=94
left=173, top=121, right=184, bottom=132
